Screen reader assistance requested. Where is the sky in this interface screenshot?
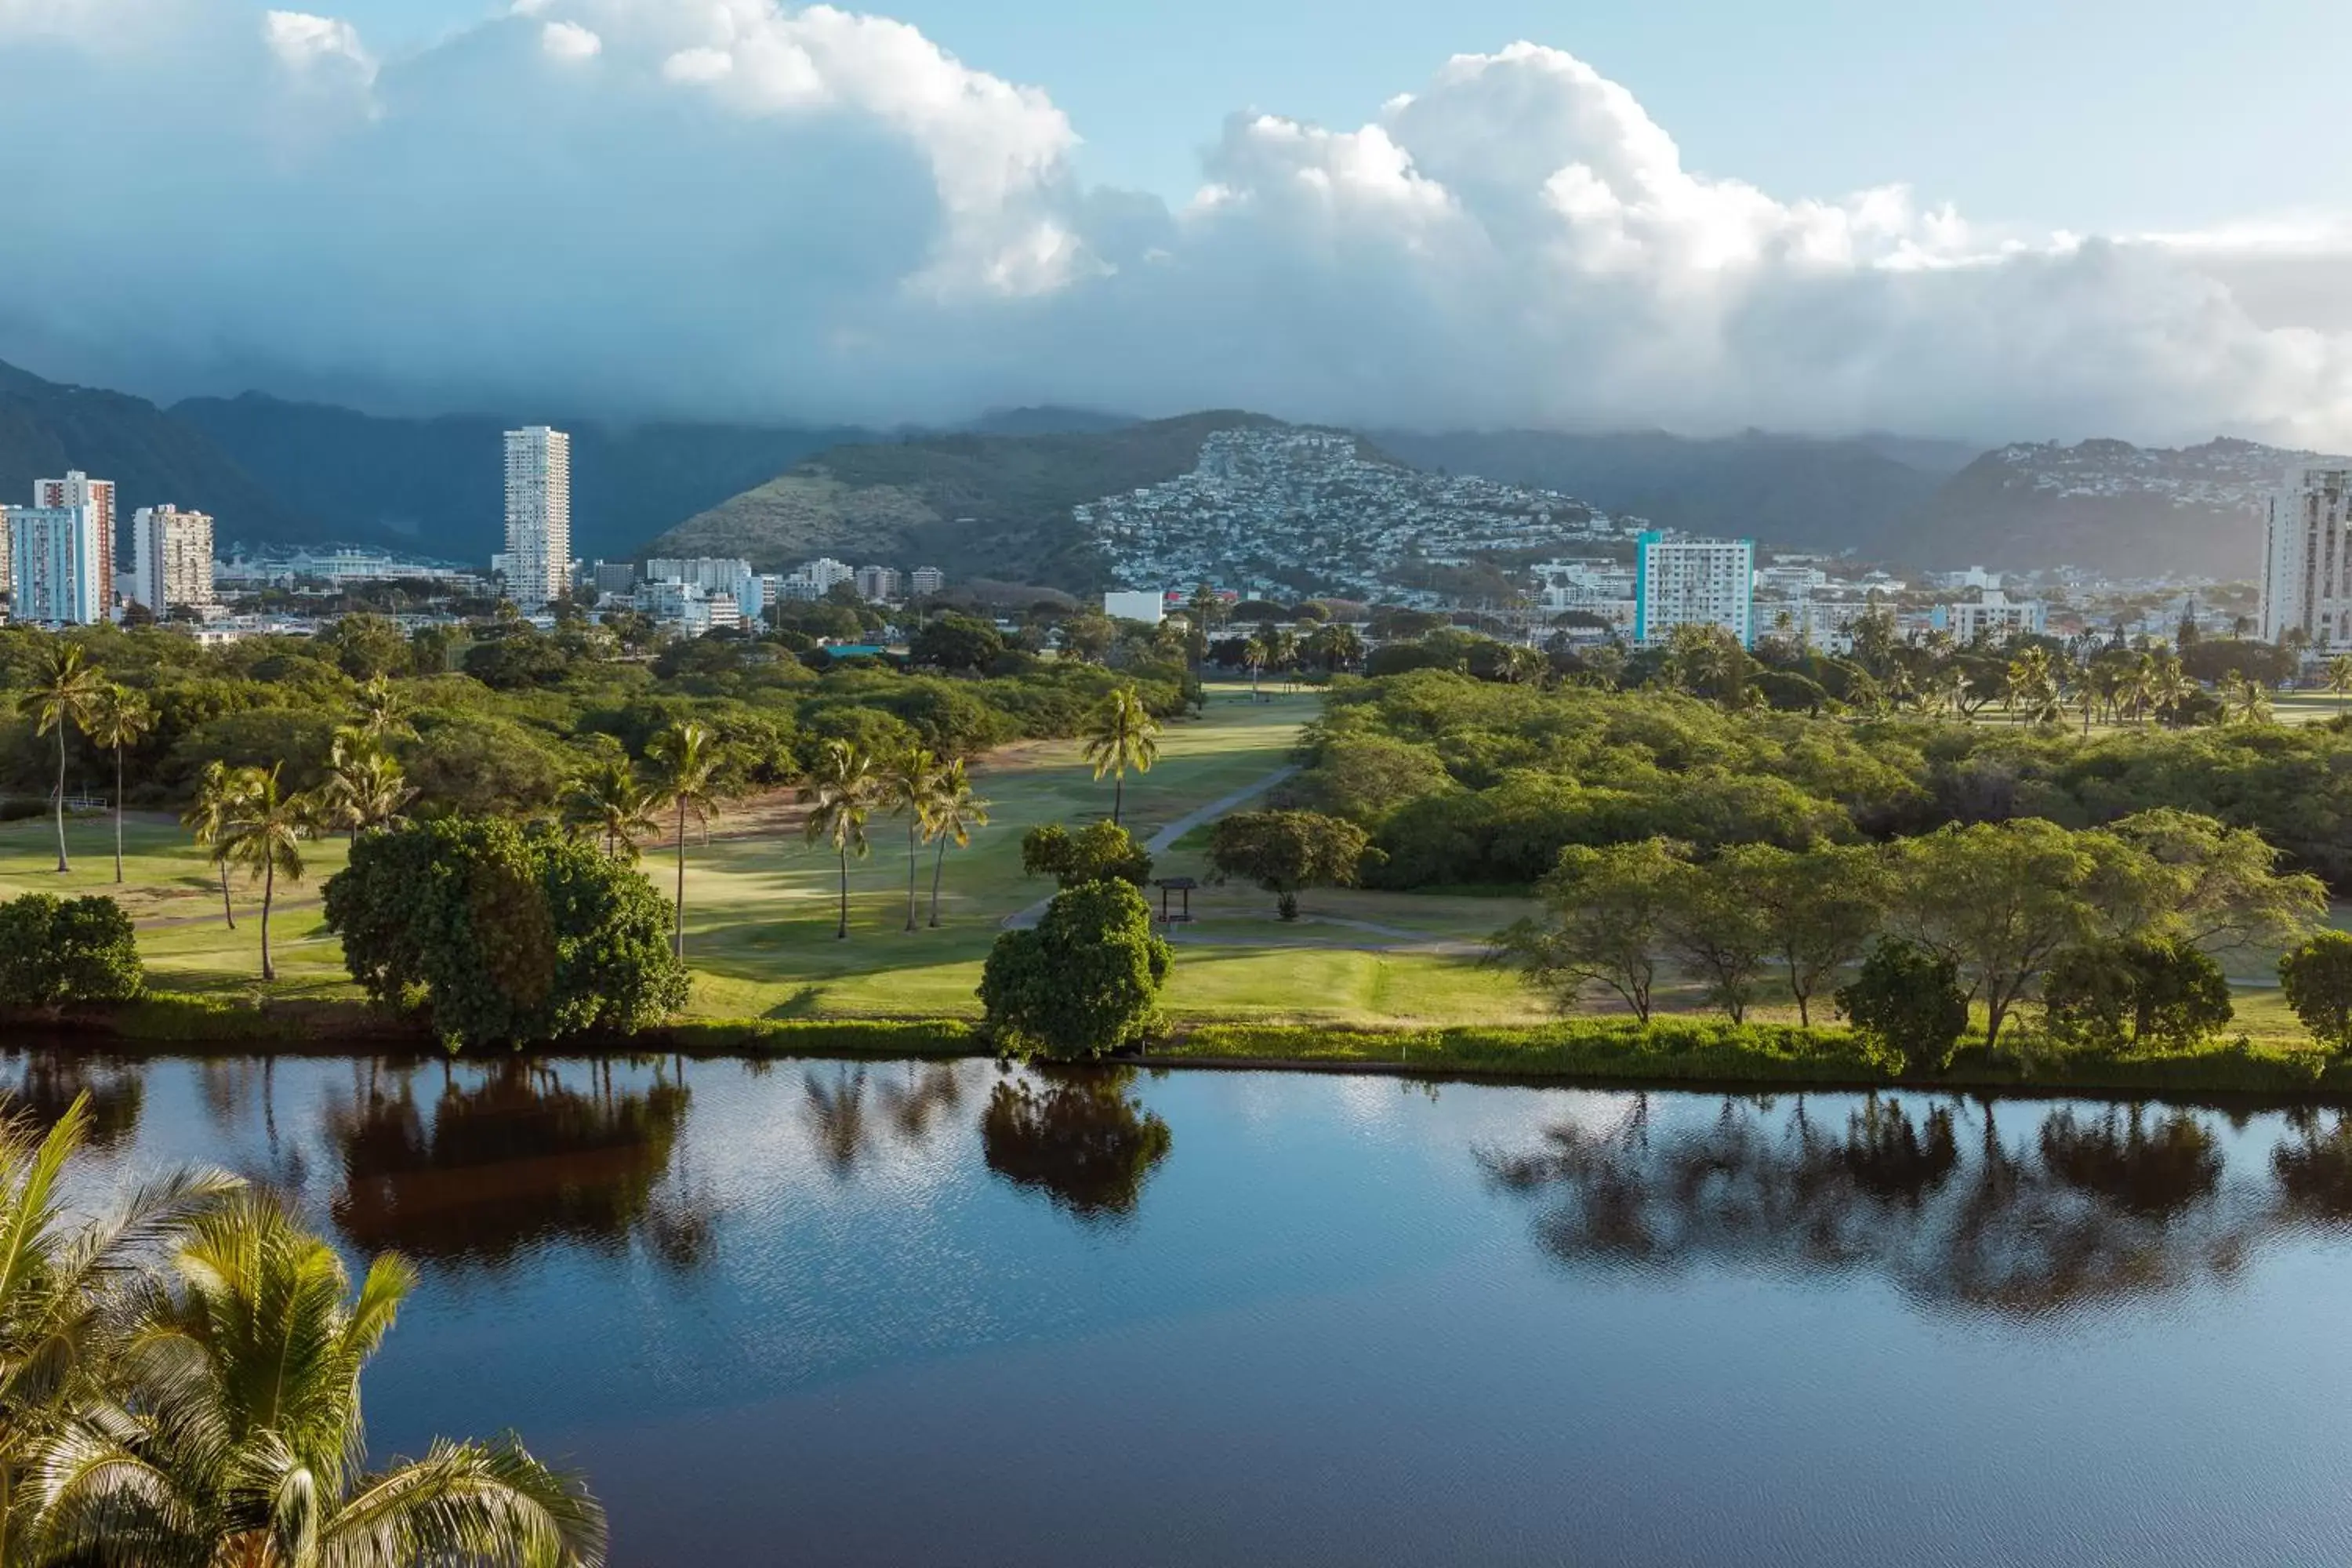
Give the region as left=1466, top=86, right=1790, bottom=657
left=1, top=0, right=2347, bottom=444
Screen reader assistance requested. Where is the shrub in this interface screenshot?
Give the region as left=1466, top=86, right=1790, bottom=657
left=2043, top=936, right=2233, bottom=1050
left=2280, top=931, right=2352, bottom=1052
left=1836, top=938, right=1969, bottom=1076
left=979, top=880, right=1171, bottom=1059
left=323, top=818, right=688, bottom=1048
left=1020, top=821, right=1152, bottom=888
left=0, top=894, right=143, bottom=1009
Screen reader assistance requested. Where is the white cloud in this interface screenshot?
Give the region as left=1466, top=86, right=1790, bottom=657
left=0, top=9, right=2343, bottom=445
left=539, top=19, right=600, bottom=61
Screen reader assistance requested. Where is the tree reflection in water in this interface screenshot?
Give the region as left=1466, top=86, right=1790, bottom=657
left=980, top=1066, right=1172, bottom=1221
left=2273, top=1110, right=2352, bottom=1218
left=328, top=1058, right=702, bottom=1269
left=801, top=1062, right=965, bottom=1178
left=1479, top=1094, right=2288, bottom=1319
left=0, top=1051, right=143, bottom=1150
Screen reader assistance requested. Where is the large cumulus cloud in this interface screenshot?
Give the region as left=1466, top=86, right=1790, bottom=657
left=0, top=2, right=2346, bottom=445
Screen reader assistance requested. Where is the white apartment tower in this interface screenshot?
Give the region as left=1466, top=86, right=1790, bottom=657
left=6, top=503, right=106, bottom=624
left=33, top=472, right=114, bottom=617
left=132, top=505, right=215, bottom=614
left=2260, top=466, right=2352, bottom=648
left=1633, top=531, right=1756, bottom=647
left=503, top=426, right=572, bottom=611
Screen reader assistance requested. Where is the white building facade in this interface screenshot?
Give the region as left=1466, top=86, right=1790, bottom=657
left=1936, top=589, right=2047, bottom=643
left=33, top=473, right=114, bottom=615
left=2260, top=466, right=2352, bottom=648
left=503, top=426, right=572, bottom=612
left=132, top=505, right=214, bottom=613
left=1103, top=590, right=1165, bottom=624
left=7, top=503, right=106, bottom=624
left=1633, top=532, right=1755, bottom=647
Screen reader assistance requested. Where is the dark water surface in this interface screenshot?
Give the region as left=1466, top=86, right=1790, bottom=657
left=17, top=1046, right=2352, bottom=1566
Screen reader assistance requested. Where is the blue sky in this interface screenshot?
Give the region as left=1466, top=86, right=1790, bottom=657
left=327, top=0, right=2352, bottom=231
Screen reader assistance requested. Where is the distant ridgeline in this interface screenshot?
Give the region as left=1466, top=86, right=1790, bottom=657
left=0, top=352, right=2326, bottom=589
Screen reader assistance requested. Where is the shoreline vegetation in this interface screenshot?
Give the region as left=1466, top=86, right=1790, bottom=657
left=20, top=997, right=2352, bottom=1105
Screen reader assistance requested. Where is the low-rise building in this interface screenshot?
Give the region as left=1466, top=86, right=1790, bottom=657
left=1103, top=589, right=1166, bottom=624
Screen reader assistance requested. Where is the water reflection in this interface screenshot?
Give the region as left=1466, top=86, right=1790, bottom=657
left=980, top=1067, right=1173, bottom=1221
left=1481, top=1095, right=2292, bottom=1319
left=0, top=1053, right=143, bottom=1150
left=327, top=1059, right=699, bottom=1267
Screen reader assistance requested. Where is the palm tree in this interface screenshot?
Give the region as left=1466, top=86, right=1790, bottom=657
left=0, top=1095, right=241, bottom=1559
left=18, top=642, right=104, bottom=873
left=880, top=747, right=943, bottom=932
left=83, top=684, right=154, bottom=884
left=645, top=720, right=721, bottom=960
left=2220, top=670, right=2273, bottom=726
left=800, top=739, right=874, bottom=940
left=1241, top=636, right=1268, bottom=701
left=27, top=1194, right=606, bottom=1567
left=321, top=731, right=416, bottom=842
left=1081, top=687, right=1160, bottom=826
left=562, top=759, right=662, bottom=861
left=2004, top=647, right=2061, bottom=724
left=213, top=764, right=318, bottom=983
left=180, top=762, right=253, bottom=931
left=924, top=758, right=989, bottom=928
left=350, top=673, right=416, bottom=745
left=2328, top=653, right=2352, bottom=713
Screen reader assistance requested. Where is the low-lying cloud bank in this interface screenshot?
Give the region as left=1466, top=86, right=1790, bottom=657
left=2, top=0, right=2347, bottom=445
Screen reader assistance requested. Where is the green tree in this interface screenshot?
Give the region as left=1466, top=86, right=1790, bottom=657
left=83, top=684, right=153, bottom=884
left=924, top=758, right=989, bottom=928
left=350, top=672, right=417, bottom=744
left=2104, top=808, right=2325, bottom=949
left=18, top=641, right=103, bottom=873
left=801, top=739, right=875, bottom=939
left=2219, top=670, right=2273, bottom=725
left=1495, top=837, right=1685, bottom=1023
left=1020, top=821, right=1152, bottom=889
left=320, top=732, right=416, bottom=842
left=27, top=1194, right=605, bottom=1566
left=881, top=746, right=944, bottom=932
left=980, top=879, right=1172, bottom=1058
left=1836, top=937, right=1969, bottom=1075
left=1724, top=842, right=1886, bottom=1026
left=1080, top=687, right=1160, bottom=826
left=2280, top=931, right=2352, bottom=1053
left=1887, top=819, right=2162, bottom=1054
left=1206, top=809, right=1371, bottom=920
left=645, top=720, right=721, bottom=960
left=2042, top=936, right=2233, bottom=1050
left=1657, top=852, right=1777, bottom=1024
left=324, top=817, right=689, bottom=1047
left=0, top=894, right=143, bottom=1011
left=561, top=759, right=662, bottom=861
left=979, top=1068, right=1173, bottom=1219
left=179, top=761, right=252, bottom=931
left=908, top=614, right=1004, bottom=673
left=2005, top=646, right=2062, bottom=724
left=212, top=764, right=320, bottom=983
left=318, top=611, right=414, bottom=681
left=2330, top=654, right=2352, bottom=713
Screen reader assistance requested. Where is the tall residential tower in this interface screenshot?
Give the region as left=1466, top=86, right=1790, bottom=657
left=132, top=504, right=216, bottom=615
left=503, top=426, right=572, bottom=612
left=33, top=471, right=114, bottom=619
left=2259, top=466, right=2352, bottom=648
left=1632, top=531, right=1756, bottom=648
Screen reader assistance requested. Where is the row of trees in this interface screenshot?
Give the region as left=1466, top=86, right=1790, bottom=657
left=1495, top=810, right=2328, bottom=1054
left=0, top=1099, right=604, bottom=1564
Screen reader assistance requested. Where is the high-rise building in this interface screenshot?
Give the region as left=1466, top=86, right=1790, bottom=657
left=855, top=564, right=901, bottom=601
left=1633, top=532, right=1755, bottom=647
left=132, top=504, right=215, bottom=613
left=7, top=503, right=106, bottom=624
left=33, top=472, right=114, bottom=618
left=503, top=426, right=572, bottom=611
left=590, top=560, right=637, bottom=597
left=910, top=566, right=946, bottom=596
left=2260, top=466, right=2352, bottom=648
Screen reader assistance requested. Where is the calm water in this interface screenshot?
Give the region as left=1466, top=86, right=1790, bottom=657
left=16, top=1045, right=2352, bottom=1566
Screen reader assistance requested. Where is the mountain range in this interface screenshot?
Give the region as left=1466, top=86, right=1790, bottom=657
left=0, top=354, right=2314, bottom=589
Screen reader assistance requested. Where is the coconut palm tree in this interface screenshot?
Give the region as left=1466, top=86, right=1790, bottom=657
left=1080, top=687, right=1160, bottom=826
left=320, top=731, right=416, bottom=843
left=2220, top=670, right=2273, bottom=726
left=212, top=765, right=318, bottom=984
left=83, top=684, right=154, bottom=884
left=18, top=642, right=104, bottom=874
left=180, top=762, right=253, bottom=931
left=562, top=759, right=662, bottom=862
left=880, top=747, right=943, bottom=932
left=800, top=739, right=874, bottom=940
left=0, top=1095, right=241, bottom=1559
left=645, top=720, right=720, bottom=960
left=1240, top=636, right=1268, bottom=701
left=350, top=673, right=416, bottom=746
left=26, top=1193, right=606, bottom=1567
left=2004, top=647, right=2061, bottom=724
left=2328, top=653, right=2352, bottom=713
left=924, top=758, right=989, bottom=928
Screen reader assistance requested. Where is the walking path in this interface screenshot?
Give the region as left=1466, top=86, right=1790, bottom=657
left=1001, top=764, right=1300, bottom=931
